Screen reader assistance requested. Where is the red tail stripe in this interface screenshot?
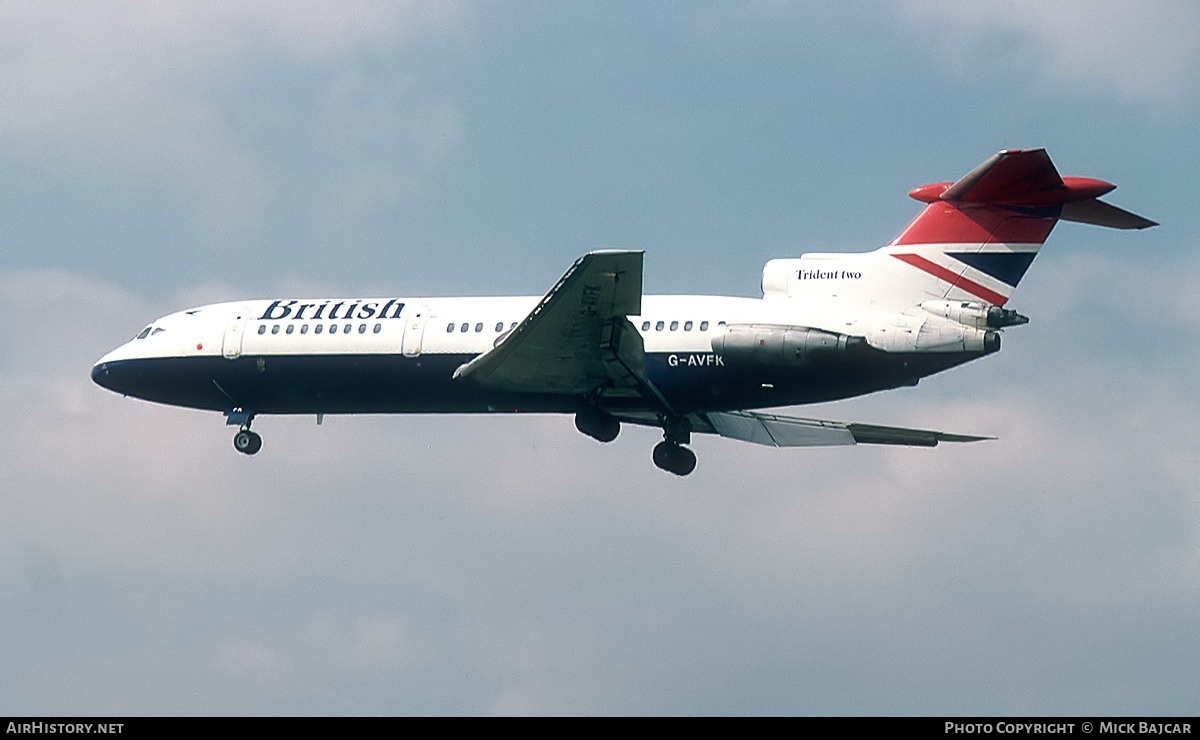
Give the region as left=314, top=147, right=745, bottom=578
left=892, top=253, right=1009, bottom=306
left=890, top=202, right=1057, bottom=246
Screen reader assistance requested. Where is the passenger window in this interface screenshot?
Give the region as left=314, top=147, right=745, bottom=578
left=315, top=324, right=323, bottom=334
left=344, top=324, right=352, bottom=334
left=700, top=321, right=709, bottom=331
left=495, top=322, right=504, bottom=332
left=257, top=325, right=266, bottom=335
left=669, top=321, right=678, bottom=331
left=684, top=321, right=693, bottom=331
left=460, top=323, right=469, bottom=333
left=655, top=321, right=664, bottom=331
left=301, top=325, right=309, bottom=334
left=474, top=323, right=482, bottom=333
left=358, top=324, right=366, bottom=334
left=286, top=325, right=294, bottom=334
left=641, top=321, right=650, bottom=331
left=510, top=322, right=517, bottom=329
left=374, top=324, right=382, bottom=334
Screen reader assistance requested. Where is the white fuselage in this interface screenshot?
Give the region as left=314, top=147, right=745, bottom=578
left=92, top=291, right=989, bottom=421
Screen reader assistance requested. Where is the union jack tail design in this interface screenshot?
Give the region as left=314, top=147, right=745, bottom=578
left=882, top=148, right=1155, bottom=306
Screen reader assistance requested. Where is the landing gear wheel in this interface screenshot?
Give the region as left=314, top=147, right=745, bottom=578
left=653, top=441, right=697, bottom=476
left=575, top=408, right=620, bottom=443
left=233, top=429, right=262, bottom=455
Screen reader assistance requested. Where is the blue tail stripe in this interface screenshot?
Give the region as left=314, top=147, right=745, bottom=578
left=946, top=252, right=1037, bottom=288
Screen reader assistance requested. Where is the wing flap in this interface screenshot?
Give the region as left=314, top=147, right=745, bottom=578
left=453, top=250, right=648, bottom=396
left=708, top=411, right=857, bottom=447
left=703, top=410, right=991, bottom=448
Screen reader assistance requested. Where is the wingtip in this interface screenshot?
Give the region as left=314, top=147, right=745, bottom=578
left=935, top=432, right=996, bottom=444
left=845, top=422, right=992, bottom=447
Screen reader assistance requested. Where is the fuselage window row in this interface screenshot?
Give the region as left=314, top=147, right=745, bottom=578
left=258, top=319, right=725, bottom=337
left=641, top=320, right=713, bottom=332
left=257, top=323, right=384, bottom=337
left=446, top=321, right=520, bottom=333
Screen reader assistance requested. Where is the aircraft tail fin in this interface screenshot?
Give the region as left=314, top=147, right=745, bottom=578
left=883, top=148, right=1155, bottom=306
left=762, top=149, right=1155, bottom=309
left=896, top=147, right=1155, bottom=239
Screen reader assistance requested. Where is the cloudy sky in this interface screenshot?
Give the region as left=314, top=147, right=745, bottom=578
left=2, top=1, right=1197, bottom=716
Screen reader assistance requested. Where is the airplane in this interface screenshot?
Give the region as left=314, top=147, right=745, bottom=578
left=91, top=149, right=1155, bottom=475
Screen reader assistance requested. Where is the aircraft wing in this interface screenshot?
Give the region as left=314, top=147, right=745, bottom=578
left=613, top=409, right=991, bottom=448
left=453, top=250, right=661, bottom=400
left=703, top=410, right=991, bottom=447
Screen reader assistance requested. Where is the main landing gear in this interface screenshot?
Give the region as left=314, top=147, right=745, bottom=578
left=575, top=407, right=621, bottom=443
left=573, top=406, right=696, bottom=475
left=653, top=415, right=696, bottom=477
left=653, top=440, right=696, bottom=476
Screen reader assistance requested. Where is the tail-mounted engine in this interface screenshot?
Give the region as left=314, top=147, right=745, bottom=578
left=711, top=324, right=864, bottom=366
left=919, top=300, right=1028, bottom=329
left=863, top=314, right=1000, bottom=354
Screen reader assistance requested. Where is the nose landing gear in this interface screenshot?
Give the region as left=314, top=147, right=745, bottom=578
left=225, top=405, right=262, bottom=455
left=233, top=428, right=262, bottom=455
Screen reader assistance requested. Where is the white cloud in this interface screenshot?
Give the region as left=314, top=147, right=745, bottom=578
left=891, top=0, right=1200, bottom=105
left=0, top=1, right=470, bottom=251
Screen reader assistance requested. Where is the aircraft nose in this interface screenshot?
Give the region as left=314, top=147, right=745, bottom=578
left=91, top=359, right=115, bottom=390
left=91, top=346, right=130, bottom=393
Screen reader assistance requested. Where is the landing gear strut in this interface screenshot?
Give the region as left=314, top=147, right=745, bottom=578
left=653, top=415, right=696, bottom=476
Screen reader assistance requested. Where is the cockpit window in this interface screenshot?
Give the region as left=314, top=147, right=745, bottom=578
left=135, top=325, right=167, bottom=339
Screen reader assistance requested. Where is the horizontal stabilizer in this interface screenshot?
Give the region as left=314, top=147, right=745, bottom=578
left=909, top=149, right=1128, bottom=209
left=1060, top=198, right=1158, bottom=230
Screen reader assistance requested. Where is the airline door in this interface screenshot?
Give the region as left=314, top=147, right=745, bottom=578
left=222, top=315, right=247, bottom=359
left=401, top=304, right=431, bottom=357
